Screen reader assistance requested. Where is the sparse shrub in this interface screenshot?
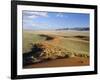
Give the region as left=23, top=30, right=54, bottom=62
left=24, top=41, right=89, bottom=64
left=30, top=42, right=74, bottom=61
left=76, top=53, right=89, bottom=58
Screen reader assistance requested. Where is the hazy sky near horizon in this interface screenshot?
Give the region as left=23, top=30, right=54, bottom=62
left=22, top=10, right=90, bottom=30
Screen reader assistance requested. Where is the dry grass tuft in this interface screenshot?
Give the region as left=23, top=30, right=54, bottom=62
left=31, top=42, right=89, bottom=61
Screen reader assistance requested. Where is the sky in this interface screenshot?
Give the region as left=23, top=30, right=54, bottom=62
left=22, top=10, right=90, bottom=30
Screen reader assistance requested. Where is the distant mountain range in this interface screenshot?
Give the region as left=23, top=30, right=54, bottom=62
left=56, top=27, right=89, bottom=31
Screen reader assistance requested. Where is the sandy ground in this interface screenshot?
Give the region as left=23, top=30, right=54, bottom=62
left=24, top=57, right=89, bottom=68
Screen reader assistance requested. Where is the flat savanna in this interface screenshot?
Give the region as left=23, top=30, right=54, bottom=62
left=23, top=30, right=89, bottom=68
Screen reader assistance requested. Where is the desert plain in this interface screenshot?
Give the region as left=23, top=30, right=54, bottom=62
left=23, top=30, right=89, bottom=68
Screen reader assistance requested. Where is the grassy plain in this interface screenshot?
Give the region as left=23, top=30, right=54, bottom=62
left=23, top=30, right=89, bottom=68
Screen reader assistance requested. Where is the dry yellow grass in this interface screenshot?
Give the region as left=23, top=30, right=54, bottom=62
left=23, top=30, right=89, bottom=67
